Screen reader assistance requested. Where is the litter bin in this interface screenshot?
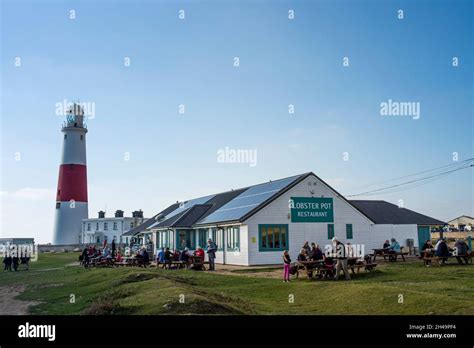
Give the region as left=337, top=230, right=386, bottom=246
left=406, top=238, right=414, bottom=255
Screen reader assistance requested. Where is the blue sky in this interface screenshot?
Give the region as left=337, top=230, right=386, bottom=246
left=1, top=0, right=472, bottom=243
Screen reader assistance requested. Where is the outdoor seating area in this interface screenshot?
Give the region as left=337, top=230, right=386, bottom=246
left=78, top=239, right=219, bottom=271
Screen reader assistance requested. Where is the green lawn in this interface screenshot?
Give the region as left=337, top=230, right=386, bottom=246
left=1, top=253, right=473, bottom=315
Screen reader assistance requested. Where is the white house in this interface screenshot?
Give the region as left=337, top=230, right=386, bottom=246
left=130, top=172, right=445, bottom=265
left=447, top=215, right=474, bottom=231
left=81, top=210, right=146, bottom=245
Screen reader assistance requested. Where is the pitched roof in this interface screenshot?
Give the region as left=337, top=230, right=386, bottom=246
left=196, top=173, right=310, bottom=225
left=349, top=200, right=446, bottom=225
left=122, top=202, right=180, bottom=236
left=153, top=205, right=213, bottom=228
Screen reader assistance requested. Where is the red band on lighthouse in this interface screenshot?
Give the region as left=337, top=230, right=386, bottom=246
left=56, top=164, right=88, bottom=202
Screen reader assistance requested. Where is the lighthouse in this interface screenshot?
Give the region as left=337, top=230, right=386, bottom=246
left=52, top=103, right=89, bottom=245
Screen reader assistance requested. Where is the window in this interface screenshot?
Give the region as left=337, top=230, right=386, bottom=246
left=87, top=223, right=91, bottom=231
left=158, top=230, right=174, bottom=250
left=104, top=222, right=108, bottom=230
left=176, top=230, right=195, bottom=250
left=346, top=224, right=353, bottom=239
left=259, top=224, right=288, bottom=251
left=96, top=223, right=99, bottom=231
left=56, top=202, right=60, bottom=209
left=327, top=224, right=334, bottom=239
left=198, top=229, right=208, bottom=248
left=211, top=228, right=224, bottom=251
left=96, top=237, right=100, bottom=244
left=113, top=222, right=118, bottom=230
left=64, top=134, right=67, bottom=139
left=226, top=226, right=240, bottom=251
left=130, top=222, right=134, bottom=229
left=80, top=135, right=83, bottom=140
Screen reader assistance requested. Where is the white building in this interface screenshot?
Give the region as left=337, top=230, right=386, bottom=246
left=447, top=215, right=474, bottom=231
left=81, top=210, right=146, bottom=245
left=130, top=172, right=445, bottom=265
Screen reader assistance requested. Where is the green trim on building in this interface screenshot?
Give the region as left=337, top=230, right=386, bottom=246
left=258, top=224, right=288, bottom=252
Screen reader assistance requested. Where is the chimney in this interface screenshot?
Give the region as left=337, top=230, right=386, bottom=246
left=98, top=211, right=105, bottom=219
left=132, top=209, right=143, bottom=218
left=115, top=210, right=124, bottom=218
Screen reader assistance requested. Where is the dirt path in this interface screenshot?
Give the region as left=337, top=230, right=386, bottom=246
left=0, top=285, right=41, bottom=315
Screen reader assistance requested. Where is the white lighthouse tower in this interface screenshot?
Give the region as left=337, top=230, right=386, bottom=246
left=52, top=103, right=89, bottom=245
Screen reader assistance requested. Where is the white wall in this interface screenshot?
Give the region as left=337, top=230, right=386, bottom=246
left=244, top=174, right=374, bottom=265
left=370, top=224, right=418, bottom=251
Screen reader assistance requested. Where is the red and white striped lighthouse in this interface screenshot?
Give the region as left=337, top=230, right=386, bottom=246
left=52, top=103, right=89, bottom=245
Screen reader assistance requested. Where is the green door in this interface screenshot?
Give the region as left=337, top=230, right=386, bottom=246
left=417, top=226, right=431, bottom=250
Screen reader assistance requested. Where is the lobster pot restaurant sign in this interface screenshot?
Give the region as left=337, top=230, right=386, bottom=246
left=290, top=197, right=334, bottom=222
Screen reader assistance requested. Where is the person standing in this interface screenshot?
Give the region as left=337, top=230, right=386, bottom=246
left=282, top=250, right=291, bottom=282
left=206, top=239, right=217, bottom=271
left=111, top=239, right=116, bottom=258
left=332, top=237, right=350, bottom=280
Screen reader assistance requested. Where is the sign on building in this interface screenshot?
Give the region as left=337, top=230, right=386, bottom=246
left=290, top=197, right=334, bottom=223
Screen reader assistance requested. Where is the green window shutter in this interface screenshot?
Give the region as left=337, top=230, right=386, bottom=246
left=346, top=224, right=353, bottom=239
left=327, top=224, right=334, bottom=239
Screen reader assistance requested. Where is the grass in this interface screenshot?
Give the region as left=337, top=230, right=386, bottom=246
left=1, top=252, right=473, bottom=315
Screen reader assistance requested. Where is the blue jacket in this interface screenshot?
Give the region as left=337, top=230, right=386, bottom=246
left=390, top=241, right=401, bottom=252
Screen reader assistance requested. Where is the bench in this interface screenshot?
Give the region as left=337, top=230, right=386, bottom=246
left=381, top=252, right=408, bottom=262
left=349, top=262, right=378, bottom=274
left=423, top=253, right=472, bottom=266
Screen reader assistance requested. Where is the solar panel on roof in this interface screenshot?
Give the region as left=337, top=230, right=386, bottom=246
left=163, top=194, right=215, bottom=220
left=198, top=174, right=302, bottom=224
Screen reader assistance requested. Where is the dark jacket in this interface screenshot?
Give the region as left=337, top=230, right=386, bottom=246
left=436, top=242, right=449, bottom=257
left=310, top=247, right=323, bottom=260
left=283, top=254, right=291, bottom=264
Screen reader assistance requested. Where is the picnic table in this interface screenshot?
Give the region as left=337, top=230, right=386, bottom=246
left=422, top=253, right=472, bottom=266
left=372, top=249, right=407, bottom=262
left=189, top=256, right=209, bottom=271
left=295, top=260, right=324, bottom=278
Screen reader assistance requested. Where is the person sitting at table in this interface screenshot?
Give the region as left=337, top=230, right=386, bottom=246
left=163, top=247, right=173, bottom=268
left=435, top=239, right=451, bottom=264
left=302, top=241, right=311, bottom=256
left=297, top=248, right=307, bottom=262
left=388, top=238, right=401, bottom=261
left=309, top=243, right=323, bottom=261
left=194, top=246, right=205, bottom=263
left=319, top=254, right=335, bottom=279
left=115, top=251, right=123, bottom=263
left=172, top=249, right=180, bottom=261
left=454, top=239, right=470, bottom=265
left=421, top=240, right=434, bottom=266
left=179, top=248, right=191, bottom=267
left=156, top=247, right=164, bottom=268
left=382, top=240, right=391, bottom=251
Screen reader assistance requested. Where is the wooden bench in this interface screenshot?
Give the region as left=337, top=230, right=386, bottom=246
left=349, top=262, right=378, bottom=274
left=423, top=253, right=472, bottom=266
left=381, top=252, right=408, bottom=262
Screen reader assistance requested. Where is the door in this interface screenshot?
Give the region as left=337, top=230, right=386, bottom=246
left=417, top=226, right=431, bottom=251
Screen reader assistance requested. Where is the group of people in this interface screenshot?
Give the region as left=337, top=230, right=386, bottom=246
left=155, top=239, right=218, bottom=271
left=79, top=241, right=122, bottom=268
left=421, top=237, right=471, bottom=266
left=381, top=238, right=401, bottom=261
left=2, top=255, right=29, bottom=271
left=282, top=237, right=352, bottom=282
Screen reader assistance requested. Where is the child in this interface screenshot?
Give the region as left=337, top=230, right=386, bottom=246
left=283, top=250, right=291, bottom=282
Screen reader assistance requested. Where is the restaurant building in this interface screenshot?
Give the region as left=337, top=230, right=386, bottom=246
left=129, top=172, right=445, bottom=266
